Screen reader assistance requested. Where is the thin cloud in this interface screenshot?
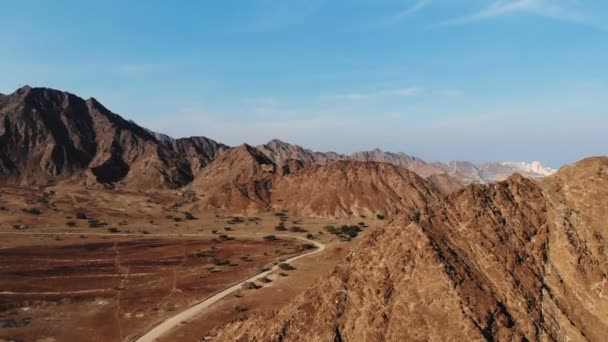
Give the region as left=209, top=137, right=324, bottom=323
left=437, top=0, right=606, bottom=29
left=383, top=0, right=432, bottom=24
left=324, top=87, right=424, bottom=101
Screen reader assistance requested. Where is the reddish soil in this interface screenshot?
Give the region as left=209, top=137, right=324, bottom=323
left=0, top=236, right=304, bottom=342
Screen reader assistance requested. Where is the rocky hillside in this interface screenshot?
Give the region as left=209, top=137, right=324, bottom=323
left=189, top=144, right=277, bottom=213
left=271, top=161, right=439, bottom=218
left=211, top=157, right=608, bottom=341
left=0, top=86, right=219, bottom=188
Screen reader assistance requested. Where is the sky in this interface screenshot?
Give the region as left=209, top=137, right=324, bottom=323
left=1, top=0, right=607, bottom=167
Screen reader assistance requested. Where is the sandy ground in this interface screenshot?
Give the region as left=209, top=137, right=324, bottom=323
left=0, top=185, right=375, bottom=341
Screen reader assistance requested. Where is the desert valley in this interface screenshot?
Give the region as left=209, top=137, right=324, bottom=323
left=0, top=86, right=606, bottom=341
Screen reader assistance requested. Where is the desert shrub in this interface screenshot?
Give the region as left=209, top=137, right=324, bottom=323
left=184, top=212, right=197, bottom=220
left=259, top=277, right=272, bottom=283
left=108, top=227, right=120, bottom=233
left=66, top=221, right=77, bottom=227
left=278, top=263, right=295, bottom=271
left=118, top=220, right=129, bottom=226
left=224, top=227, right=233, bottom=231
left=211, top=229, right=218, bottom=234
left=172, top=217, right=183, bottom=222
left=290, top=226, right=307, bottom=233
left=263, top=235, right=277, bottom=241
left=142, top=230, right=151, bottom=234
left=219, top=234, right=234, bottom=241
left=324, top=225, right=362, bottom=241
left=209, top=257, right=230, bottom=266
left=22, top=208, right=42, bottom=215
left=305, top=233, right=315, bottom=240
left=275, top=223, right=287, bottom=231
left=301, top=243, right=317, bottom=250
left=88, top=219, right=107, bottom=228
left=240, top=255, right=253, bottom=262
left=242, top=282, right=261, bottom=290
left=76, top=212, right=88, bottom=220
left=376, top=214, right=385, bottom=220
left=279, top=272, right=288, bottom=277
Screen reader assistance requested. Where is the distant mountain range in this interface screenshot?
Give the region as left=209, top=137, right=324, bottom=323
left=0, top=86, right=559, bottom=216
left=256, top=139, right=556, bottom=184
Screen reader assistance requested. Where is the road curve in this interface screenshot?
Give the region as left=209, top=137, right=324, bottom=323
left=133, top=234, right=325, bottom=342
left=0, top=231, right=326, bottom=342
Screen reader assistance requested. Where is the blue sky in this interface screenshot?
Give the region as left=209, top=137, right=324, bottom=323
left=1, top=0, right=607, bottom=167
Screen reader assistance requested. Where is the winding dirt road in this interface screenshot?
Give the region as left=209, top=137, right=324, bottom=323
left=0, top=231, right=325, bottom=342
left=133, top=234, right=325, bottom=342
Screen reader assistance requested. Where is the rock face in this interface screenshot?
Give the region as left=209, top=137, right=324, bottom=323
left=271, top=161, right=439, bottom=218
left=167, top=136, right=228, bottom=176
left=211, top=157, right=608, bottom=341
left=0, top=86, right=220, bottom=188
left=190, top=144, right=277, bottom=212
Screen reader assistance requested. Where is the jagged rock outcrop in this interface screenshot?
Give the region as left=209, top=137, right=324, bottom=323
left=211, top=157, right=608, bottom=341
left=168, top=136, right=228, bottom=176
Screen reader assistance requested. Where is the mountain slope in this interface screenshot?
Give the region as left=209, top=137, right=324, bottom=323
left=189, top=144, right=276, bottom=212
left=168, top=136, right=228, bottom=176
left=211, top=157, right=608, bottom=341
left=271, top=161, right=439, bottom=218
left=0, top=86, right=195, bottom=188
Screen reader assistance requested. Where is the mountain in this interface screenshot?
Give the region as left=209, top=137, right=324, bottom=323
left=167, top=136, right=229, bottom=176
left=211, top=157, right=608, bottom=341
left=257, top=139, right=555, bottom=184
left=189, top=144, right=276, bottom=213
left=256, top=139, right=346, bottom=165
left=0, top=86, right=212, bottom=188
left=271, top=161, right=439, bottom=218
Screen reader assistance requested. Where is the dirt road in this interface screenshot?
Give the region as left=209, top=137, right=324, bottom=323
left=133, top=234, right=325, bottom=342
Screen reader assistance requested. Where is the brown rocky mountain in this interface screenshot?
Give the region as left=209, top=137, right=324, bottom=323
left=167, top=136, right=228, bottom=176
left=271, top=161, right=439, bottom=218
left=189, top=150, right=439, bottom=218
left=0, top=86, right=225, bottom=188
left=211, top=157, right=608, bottom=341
left=189, top=144, right=277, bottom=213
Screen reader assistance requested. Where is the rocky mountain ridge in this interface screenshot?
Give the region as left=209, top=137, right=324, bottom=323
left=211, top=157, right=608, bottom=341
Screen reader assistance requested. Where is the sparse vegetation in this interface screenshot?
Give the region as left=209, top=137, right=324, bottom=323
left=108, top=227, right=120, bottom=233
left=241, top=282, right=261, bottom=290
left=66, top=221, right=77, bottom=227
left=76, top=212, right=88, bottom=220
left=376, top=214, right=385, bottom=220
left=263, top=235, right=277, bottom=241
left=278, top=263, right=295, bottom=271
left=22, top=208, right=42, bottom=215
left=290, top=226, right=308, bottom=233
left=324, top=224, right=362, bottom=241
left=209, top=257, right=231, bottom=266
left=88, top=218, right=108, bottom=228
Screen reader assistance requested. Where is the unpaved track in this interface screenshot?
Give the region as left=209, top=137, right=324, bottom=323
left=133, top=234, right=325, bottom=342
left=0, top=231, right=326, bottom=342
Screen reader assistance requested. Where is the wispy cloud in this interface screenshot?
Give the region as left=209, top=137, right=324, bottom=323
left=382, top=0, right=432, bottom=24
left=438, top=0, right=605, bottom=29
left=323, top=87, right=424, bottom=101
